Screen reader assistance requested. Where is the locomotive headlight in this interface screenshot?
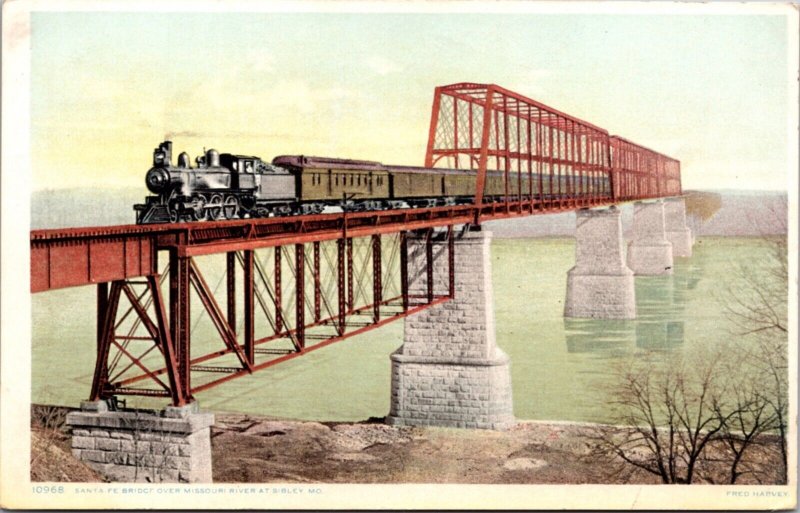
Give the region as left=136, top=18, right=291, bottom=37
left=145, top=167, right=170, bottom=193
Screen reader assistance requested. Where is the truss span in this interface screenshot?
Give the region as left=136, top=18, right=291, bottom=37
left=30, top=82, right=683, bottom=406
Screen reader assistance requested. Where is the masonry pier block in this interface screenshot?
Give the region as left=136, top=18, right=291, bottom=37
left=387, top=229, right=515, bottom=430
left=66, top=402, right=214, bottom=483
left=663, top=197, right=693, bottom=258
left=627, top=200, right=674, bottom=275
left=565, top=207, right=636, bottom=319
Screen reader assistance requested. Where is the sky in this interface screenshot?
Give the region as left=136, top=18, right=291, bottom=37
left=29, top=7, right=794, bottom=191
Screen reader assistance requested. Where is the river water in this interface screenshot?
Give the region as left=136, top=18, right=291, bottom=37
left=31, top=237, right=777, bottom=424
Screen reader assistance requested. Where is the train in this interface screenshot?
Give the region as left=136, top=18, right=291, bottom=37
left=134, top=140, right=612, bottom=224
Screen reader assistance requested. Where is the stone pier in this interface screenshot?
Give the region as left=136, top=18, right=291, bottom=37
left=663, top=197, right=693, bottom=258
left=387, top=228, right=515, bottom=430
left=564, top=206, right=636, bottom=319
left=627, top=200, right=674, bottom=275
left=66, top=401, right=214, bottom=483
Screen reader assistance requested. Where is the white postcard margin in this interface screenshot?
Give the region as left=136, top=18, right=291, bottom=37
left=1, top=0, right=797, bottom=510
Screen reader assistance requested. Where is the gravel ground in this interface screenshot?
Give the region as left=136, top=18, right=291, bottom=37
left=210, top=414, right=655, bottom=484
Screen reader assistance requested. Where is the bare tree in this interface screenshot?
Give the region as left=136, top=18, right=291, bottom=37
left=590, top=344, right=786, bottom=485
left=591, top=355, right=726, bottom=484
left=590, top=198, right=789, bottom=485
left=721, top=200, right=789, bottom=483
left=713, top=329, right=789, bottom=485
left=710, top=379, right=780, bottom=484
left=726, top=199, right=787, bottom=333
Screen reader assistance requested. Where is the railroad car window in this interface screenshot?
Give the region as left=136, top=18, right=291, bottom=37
left=335, top=176, right=339, bottom=186
left=357, top=175, right=362, bottom=186
left=244, top=161, right=253, bottom=173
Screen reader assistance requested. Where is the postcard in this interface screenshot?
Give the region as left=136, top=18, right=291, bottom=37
left=1, top=0, right=797, bottom=509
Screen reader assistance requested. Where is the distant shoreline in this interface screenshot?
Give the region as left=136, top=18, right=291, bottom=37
left=31, top=188, right=787, bottom=237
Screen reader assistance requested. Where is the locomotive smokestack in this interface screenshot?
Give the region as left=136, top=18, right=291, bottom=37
left=153, top=141, right=173, bottom=167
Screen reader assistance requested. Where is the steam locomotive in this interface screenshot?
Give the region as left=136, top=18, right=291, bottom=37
left=134, top=140, right=610, bottom=224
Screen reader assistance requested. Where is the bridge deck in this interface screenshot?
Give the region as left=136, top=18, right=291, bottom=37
left=31, top=195, right=629, bottom=293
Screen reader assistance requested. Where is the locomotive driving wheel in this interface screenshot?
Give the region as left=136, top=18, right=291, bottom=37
left=167, top=198, right=180, bottom=223
left=223, top=195, right=239, bottom=220
left=191, top=195, right=207, bottom=221
left=207, top=194, right=223, bottom=220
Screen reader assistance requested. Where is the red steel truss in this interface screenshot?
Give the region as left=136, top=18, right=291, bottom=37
left=425, top=83, right=681, bottom=222
left=80, top=229, right=455, bottom=406
left=30, top=83, right=683, bottom=407
left=610, top=135, right=682, bottom=201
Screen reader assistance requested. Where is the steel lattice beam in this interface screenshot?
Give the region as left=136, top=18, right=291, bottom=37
left=83, top=230, right=454, bottom=405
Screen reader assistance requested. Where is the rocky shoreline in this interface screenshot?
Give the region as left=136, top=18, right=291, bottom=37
left=32, top=409, right=783, bottom=485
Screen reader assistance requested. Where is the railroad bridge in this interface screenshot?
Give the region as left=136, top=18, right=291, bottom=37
left=31, top=83, right=693, bottom=482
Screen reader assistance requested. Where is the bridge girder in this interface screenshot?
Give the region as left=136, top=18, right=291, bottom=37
left=87, top=230, right=454, bottom=406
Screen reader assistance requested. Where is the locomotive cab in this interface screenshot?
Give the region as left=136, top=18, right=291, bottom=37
left=220, top=154, right=257, bottom=190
